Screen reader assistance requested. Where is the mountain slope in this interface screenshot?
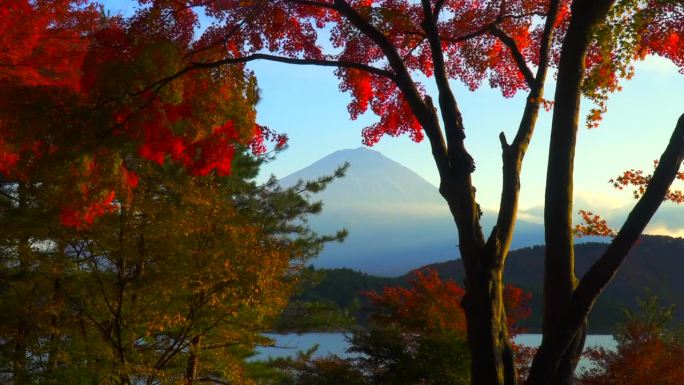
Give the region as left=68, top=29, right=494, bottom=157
left=280, top=147, right=445, bottom=209
left=280, top=147, right=544, bottom=275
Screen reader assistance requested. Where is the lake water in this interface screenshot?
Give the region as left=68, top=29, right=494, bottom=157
left=252, top=332, right=616, bottom=373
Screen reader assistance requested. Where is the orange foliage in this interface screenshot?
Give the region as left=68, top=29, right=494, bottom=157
left=574, top=210, right=616, bottom=238
left=364, top=269, right=534, bottom=379
left=610, top=160, right=684, bottom=203
left=504, top=284, right=533, bottom=333
left=580, top=321, right=684, bottom=385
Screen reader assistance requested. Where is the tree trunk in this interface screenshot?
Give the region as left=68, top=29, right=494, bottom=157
left=530, top=1, right=616, bottom=384
left=47, top=277, right=62, bottom=374
left=185, top=336, right=202, bottom=385
left=13, top=328, right=28, bottom=385
left=14, top=182, right=30, bottom=385
left=462, top=261, right=516, bottom=385
left=554, top=324, right=586, bottom=385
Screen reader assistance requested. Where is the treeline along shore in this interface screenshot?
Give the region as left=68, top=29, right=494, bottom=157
left=276, top=235, right=684, bottom=334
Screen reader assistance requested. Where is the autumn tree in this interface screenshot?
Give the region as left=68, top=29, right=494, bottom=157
left=66, top=152, right=341, bottom=384
left=0, top=1, right=343, bottom=384
left=354, top=269, right=473, bottom=385
left=0, top=2, right=99, bottom=383
left=579, top=296, right=684, bottom=385
left=135, top=0, right=684, bottom=384
left=0, top=0, right=278, bottom=223
left=0, top=145, right=346, bottom=384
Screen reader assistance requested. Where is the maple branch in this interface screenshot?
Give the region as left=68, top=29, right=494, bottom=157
left=397, top=28, right=486, bottom=44
left=488, top=0, right=561, bottom=263
left=441, top=25, right=492, bottom=44
left=98, top=52, right=394, bottom=141
left=419, top=0, right=486, bottom=267
left=332, top=0, right=489, bottom=264
left=287, top=0, right=337, bottom=9
left=189, top=53, right=396, bottom=80
left=402, top=37, right=427, bottom=60
left=539, top=0, right=617, bottom=349
left=420, top=0, right=466, bottom=149
left=512, top=0, right=558, bottom=150
left=570, top=112, right=684, bottom=338
left=332, top=0, right=451, bottom=179
left=433, top=0, right=446, bottom=18
left=488, top=25, right=535, bottom=88
left=499, top=10, right=546, bottom=20
left=331, top=0, right=419, bottom=94
left=184, top=5, right=262, bottom=59
left=441, top=11, right=546, bottom=45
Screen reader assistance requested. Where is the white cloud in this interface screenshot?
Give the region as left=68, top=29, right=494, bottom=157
left=644, top=224, right=684, bottom=238
left=635, top=56, right=680, bottom=75
left=574, top=190, right=631, bottom=211
left=513, top=192, right=684, bottom=238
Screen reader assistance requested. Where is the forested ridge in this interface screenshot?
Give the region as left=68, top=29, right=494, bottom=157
left=292, top=235, right=684, bottom=333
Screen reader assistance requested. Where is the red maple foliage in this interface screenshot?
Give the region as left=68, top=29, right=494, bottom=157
left=0, top=0, right=286, bottom=228
left=366, top=268, right=531, bottom=337
left=0, top=0, right=98, bottom=88
left=365, top=269, right=467, bottom=334
left=365, top=269, right=534, bottom=378
left=180, top=0, right=684, bottom=144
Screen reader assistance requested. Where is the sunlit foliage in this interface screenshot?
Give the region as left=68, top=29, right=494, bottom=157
left=579, top=296, right=684, bottom=385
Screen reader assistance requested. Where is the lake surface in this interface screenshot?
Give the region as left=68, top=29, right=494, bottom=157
left=252, top=332, right=616, bottom=373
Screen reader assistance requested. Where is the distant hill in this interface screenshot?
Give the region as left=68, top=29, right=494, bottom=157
left=280, top=147, right=544, bottom=275
left=295, top=268, right=399, bottom=309
left=421, top=235, right=684, bottom=332
left=298, top=235, right=684, bottom=333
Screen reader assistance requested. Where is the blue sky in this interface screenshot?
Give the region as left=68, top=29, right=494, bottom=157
left=105, top=1, right=684, bottom=215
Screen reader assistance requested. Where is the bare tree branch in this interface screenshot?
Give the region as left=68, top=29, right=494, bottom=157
left=487, top=0, right=561, bottom=263
left=571, top=112, right=684, bottom=337
left=190, top=53, right=396, bottom=79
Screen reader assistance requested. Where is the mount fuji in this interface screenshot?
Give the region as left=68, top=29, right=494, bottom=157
left=279, top=147, right=544, bottom=275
